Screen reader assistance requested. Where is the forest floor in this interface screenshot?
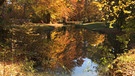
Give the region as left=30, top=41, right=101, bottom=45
left=108, top=49, right=135, bottom=76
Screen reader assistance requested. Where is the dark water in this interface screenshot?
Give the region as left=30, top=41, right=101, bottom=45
left=29, top=26, right=112, bottom=76
left=1, top=25, right=115, bottom=76
left=33, top=57, right=98, bottom=76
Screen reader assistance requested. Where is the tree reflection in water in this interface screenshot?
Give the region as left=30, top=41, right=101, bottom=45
left=1, top=25, right=115, bottom=76
left=39, top=26, right=114, bottom=75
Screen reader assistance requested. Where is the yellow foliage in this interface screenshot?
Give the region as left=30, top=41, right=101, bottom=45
left=84, top=31, right=105, bottom=46
left=0, top=62, right=25, bottom=76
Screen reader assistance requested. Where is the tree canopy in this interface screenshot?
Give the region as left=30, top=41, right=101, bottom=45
left=102, top=0, right=135, bottom=29
left=0, top=0, right=103, bottom=23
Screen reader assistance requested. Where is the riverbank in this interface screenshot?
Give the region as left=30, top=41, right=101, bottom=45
left=107, top=49, right=135, bottom=76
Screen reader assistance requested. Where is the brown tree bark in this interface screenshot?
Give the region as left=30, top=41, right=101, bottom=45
left=0, top=0, right=5, bottom=6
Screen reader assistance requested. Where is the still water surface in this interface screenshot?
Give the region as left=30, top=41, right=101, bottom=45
left=4, top=26, right=115, bottom=76
left=26, top=26, right=113, bottom=76
left=72, top=58, right=98, bottom=76
left=40, top=58, right=98, bottom=76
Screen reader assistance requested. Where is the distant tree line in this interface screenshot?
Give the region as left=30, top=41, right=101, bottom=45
left=0, top=0, right=103, bottom=24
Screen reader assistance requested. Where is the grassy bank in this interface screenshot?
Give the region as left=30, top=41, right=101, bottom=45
left=107, top=49, right=135, bottom=76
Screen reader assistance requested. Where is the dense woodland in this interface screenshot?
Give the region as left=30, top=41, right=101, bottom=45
left=0, top=0, right=135, bottom=76
left=0, top=0, right=134, bottom=24
left=0, top=0, right=103, bottom=23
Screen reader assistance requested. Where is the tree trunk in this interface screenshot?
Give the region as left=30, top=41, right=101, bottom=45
left=0, top=0, right=5, bottom=6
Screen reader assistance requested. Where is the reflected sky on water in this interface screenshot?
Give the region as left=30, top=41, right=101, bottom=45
left=41, top=57, right=98, bottom=76
left=72, top=58, right=98, bottom=76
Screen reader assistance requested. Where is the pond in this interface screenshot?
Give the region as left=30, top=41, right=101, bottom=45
left=32, top=58, right=98, bottom=76
left=0, top=25, right=117, bottom=76
left=72, top=58, right=98, bottom=76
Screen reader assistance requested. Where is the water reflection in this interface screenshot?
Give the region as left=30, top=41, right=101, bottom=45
left=72, top=58, right=98, bottom=76
left=0, top=25, right=114, bottom=76
left=34, top=57, right=98, bottom=76
left=34, top=26, right=107, bottom=76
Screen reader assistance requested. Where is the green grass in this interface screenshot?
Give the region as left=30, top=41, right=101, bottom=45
left=10, top=22, right=108, bottom=33
left=82, top=22, right=108, bottom=30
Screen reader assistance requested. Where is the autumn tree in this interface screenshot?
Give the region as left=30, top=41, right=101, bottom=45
left=102, top=0, right=135, bottom=29
left=83, top=1, right=103, bottom=22
left=30, top=0, right=73, bottom=23
left=102, top=0, right=135, bottom=57
left=69, top=0, right=103, bottom=22
left=69, top=0, right=85, bottom=21
left=1, top=0, right=104, bottom=23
